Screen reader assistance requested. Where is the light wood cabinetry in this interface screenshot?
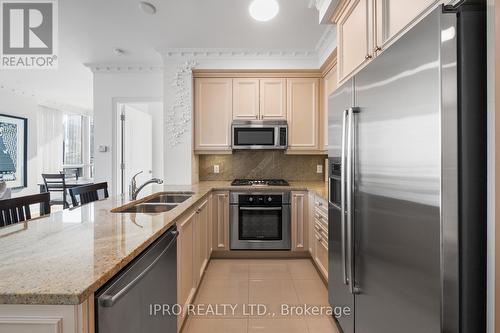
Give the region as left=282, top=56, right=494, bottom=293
left=177, top=210, right=196, bottom=325
left=212, top=191, right=230, bottom=251
left=233, top=78, right=286, bottom=120
left=260, top=78, right=287, bottom=120
left=333, top=0, right=442, bottom=84
left=177, top=197, right=211, bottom=330
left=287, top=78, right=320, bottom=151
left=194, top=78, right=233, bottom=152
left=310, top=194, right=329, bottom=280
left=337, top=0, right=373, bottom=83
left=0, top=296, right=94, bottom=333
left=233, top=79, right=260, bottom=120
left=291, top=191, right=309, bottom=252
left=375, top=0, right=439, bottom=51
left=194, top=199, right=210, bottom=284
left=322, top=61, right=338, bottom=151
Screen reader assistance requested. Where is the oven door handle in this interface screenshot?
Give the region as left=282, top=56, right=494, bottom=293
left=239, top=207, right=282, bottom=211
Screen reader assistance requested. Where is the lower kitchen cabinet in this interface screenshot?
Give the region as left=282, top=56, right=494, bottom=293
left=212, top=191, right=230, bottom=251
left=177, top=197, right=212, bottom=330
left=310, top=194, right=329, bottom=280
left=177, top=210, right=196, bottom=327
left=291, top=191, right=309, bottom=252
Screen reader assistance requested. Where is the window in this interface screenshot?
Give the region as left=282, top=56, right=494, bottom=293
left=62, top=114, right=93, bottom=177
left=63, top=114, right=83, bottom=165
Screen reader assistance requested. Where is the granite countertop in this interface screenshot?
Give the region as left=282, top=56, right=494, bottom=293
left=0, top=181, right=327, bottom=305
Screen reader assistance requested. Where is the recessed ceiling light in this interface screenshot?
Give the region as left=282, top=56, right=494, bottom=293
left=139, top=1, right=157, bottom=15
left=249, top=0, right=279, bottom=22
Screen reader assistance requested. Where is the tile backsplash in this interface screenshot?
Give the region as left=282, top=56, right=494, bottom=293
left=199, top=151, right=327, bottom=181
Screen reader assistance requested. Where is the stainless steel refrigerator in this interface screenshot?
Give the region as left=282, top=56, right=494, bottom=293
left=327, top=3, right=487, bottom=333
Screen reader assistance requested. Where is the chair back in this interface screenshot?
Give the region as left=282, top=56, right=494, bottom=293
left=0, top=193, right=50, bottom=227
left=69, top=182, right=109, bottom=207
left=42, top=173, right=67, bottom=192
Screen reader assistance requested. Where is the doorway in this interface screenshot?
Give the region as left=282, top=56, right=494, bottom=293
left=115, top=101, right=163, bottom=196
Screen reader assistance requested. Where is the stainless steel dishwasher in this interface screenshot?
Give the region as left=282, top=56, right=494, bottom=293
left=95, top=225, right=178, bottom=333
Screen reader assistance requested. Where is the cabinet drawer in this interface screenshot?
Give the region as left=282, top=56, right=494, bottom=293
left=314, top=196, right=328, bottom=216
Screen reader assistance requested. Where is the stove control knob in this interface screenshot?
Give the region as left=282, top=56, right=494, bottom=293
left=249, top=197, right=254, bottom=202
left=267, top=197, right=272, bottom=202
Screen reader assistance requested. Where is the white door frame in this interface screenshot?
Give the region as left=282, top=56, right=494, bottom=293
left=111, top=97, right=162, bottom=197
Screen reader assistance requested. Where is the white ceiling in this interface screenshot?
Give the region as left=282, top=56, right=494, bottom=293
left=0, top=0, right=332, bottom=110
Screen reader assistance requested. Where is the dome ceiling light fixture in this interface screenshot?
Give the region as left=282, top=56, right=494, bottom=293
left=249, top=0, right=279, bottom=22
left=138, top=1, right=157, bottom=15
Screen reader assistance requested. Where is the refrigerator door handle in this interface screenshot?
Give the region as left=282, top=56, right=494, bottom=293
left=341, top=109, right=348, bottom=285
left=347, top=107, right=360, bottom=295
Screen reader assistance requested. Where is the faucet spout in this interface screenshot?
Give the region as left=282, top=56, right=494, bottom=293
left=129, top=174, right=163, bottom=200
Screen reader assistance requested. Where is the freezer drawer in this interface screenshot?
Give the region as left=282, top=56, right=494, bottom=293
left=96, top=226, right=178, bottom=333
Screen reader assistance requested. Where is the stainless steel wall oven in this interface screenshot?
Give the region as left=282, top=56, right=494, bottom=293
left=230, top=192, right=291, bottom=250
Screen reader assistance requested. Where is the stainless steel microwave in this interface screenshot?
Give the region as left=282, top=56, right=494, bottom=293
left=231, top=120, right=288, bottom=150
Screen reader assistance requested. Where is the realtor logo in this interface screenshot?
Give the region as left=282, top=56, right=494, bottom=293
left=1, top=0, right=58, bottom=69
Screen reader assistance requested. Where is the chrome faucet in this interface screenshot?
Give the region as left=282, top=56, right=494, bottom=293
left=129, top=171, right=163, bottom=201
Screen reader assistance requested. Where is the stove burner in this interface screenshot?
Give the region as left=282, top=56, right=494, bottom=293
left=231, top=179, right=290, bottom=186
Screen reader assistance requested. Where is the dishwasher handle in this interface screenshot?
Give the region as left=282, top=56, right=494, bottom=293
left=99, top=229, right=179, bottom=308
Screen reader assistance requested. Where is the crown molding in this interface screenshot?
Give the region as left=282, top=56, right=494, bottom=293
left=162, top=48, right=318, bottom=60
left=84, top=63, right=163, bottom=73
left=316, top=26, right=337, bottom=66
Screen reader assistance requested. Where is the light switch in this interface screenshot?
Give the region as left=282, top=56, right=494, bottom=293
left=98, top=145, right=108, bottom=152
left=214, top=165, right=220, bottom=174
left=316, top=164, right=323, bottom=174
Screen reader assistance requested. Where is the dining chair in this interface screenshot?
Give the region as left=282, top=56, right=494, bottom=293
left=0, top=193, right=50, bottom=227
left=42, top=173, right=70, bottom=209
left=69, top=182, right=109, bottom=207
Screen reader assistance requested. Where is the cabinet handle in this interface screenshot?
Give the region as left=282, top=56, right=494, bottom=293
left=365, top=54, right=373, bottom=60
left=374, top=46, right=382, bottom=52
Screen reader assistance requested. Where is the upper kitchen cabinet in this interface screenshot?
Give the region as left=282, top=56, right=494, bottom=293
left=194, top=78, right=233, bottom=153
left=287, top=78, right=320, bottom=152
left=335, top=0, right=373, bottom=84
left=233, top=78, right=260, bottom=120
left=375, top=0, right=440, bottom=51
left=260, top=78, right=287, bottom=120
left=332, top=0, right=443, bottom=84
left=233, top=78, right=287, bottom=120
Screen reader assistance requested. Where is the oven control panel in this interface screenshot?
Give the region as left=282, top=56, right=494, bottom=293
left=238, top=194, right=283, bottom=206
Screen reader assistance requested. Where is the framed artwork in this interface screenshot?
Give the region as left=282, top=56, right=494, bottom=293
left=0, top=114, right=28, bottom=188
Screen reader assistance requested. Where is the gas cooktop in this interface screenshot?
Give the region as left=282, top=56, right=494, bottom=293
left=231, top=179, right=290, bottom=186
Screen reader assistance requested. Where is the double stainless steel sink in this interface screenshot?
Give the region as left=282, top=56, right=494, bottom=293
left=113, top=192, right=194, bottom=214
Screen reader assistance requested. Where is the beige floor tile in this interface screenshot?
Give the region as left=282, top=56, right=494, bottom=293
left=293, top=279, right=329, bottom=306
left=248, top=279, right=300, bottom=319
left=248, top=260, right=292, bottom=280
left=248, top=318, right=308, bottom=333
left=286, top=259, right=321, bottom=280
left=204, top=259, right=249, bottom=280
left=306, top=316, right=340, bottom=333
left=195, top=278, right=249, bottom=304
left=183, top=318, right=248, bottom=333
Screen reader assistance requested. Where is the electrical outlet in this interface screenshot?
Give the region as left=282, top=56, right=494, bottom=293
left=214, top=165, right=220, bottom=174
left=316, top=164, right=323, bottom=174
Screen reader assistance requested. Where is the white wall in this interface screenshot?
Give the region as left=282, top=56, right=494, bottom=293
left=92, top=71, right=163, bottom=194
left=0, top=90, right=41, bottom=197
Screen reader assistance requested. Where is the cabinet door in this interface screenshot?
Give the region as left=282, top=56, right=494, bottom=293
left=287, top=78, right=320, bottom=150
left=375, top=0, right=438, bottom=51
left=337, top=0, right=373, bottom=82
left=323, top=65, right=338, bottom=151
left=212, top=192, right=229, bottom=251
left=177, top=210, right=196, bottom=325
left=260, top=78, right=287, bottom=120
left=194, top=78, right=233, bottom=151
left=196, top=198, right=209, bottom=282
left=291, top=191, right=308, bottom=252
left=233, top=79, right=260, bottom=120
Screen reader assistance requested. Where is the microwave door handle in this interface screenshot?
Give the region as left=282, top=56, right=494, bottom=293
left=239, top=207, right=282, bottom=211
left=341, top=109, right=348, bottom=285
left=275, top=127, right=279, bottom=148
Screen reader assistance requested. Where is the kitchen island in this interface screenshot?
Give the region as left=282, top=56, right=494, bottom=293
left=0, top=181, right=327, bottom=332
